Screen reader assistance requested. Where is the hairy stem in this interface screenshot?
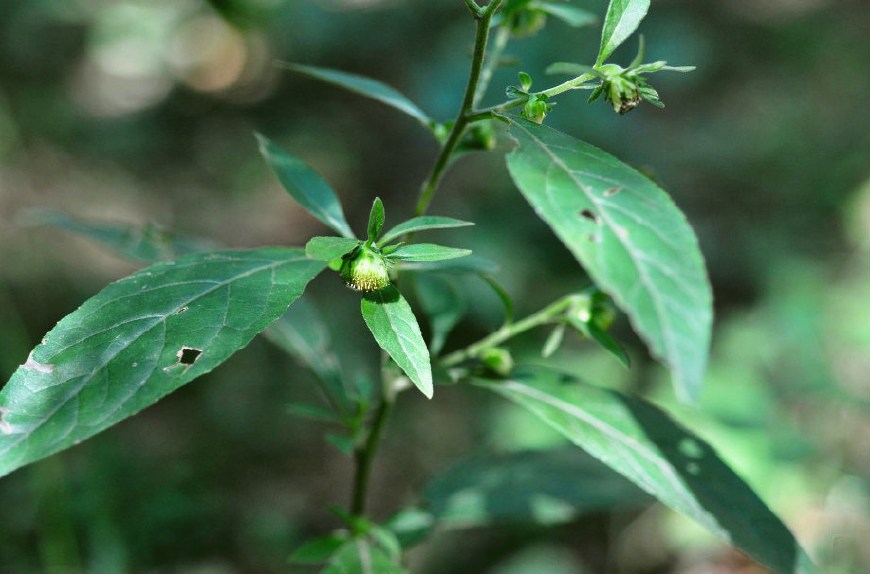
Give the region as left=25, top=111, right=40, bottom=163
left=415, top=0, right=504, bottom=217
left=441, top=294, right=579, bottom=367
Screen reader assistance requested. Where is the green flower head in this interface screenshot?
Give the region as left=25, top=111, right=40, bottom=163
left=340, top=246, right=390, bottom=292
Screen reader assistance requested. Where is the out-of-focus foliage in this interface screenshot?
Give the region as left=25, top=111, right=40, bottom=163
left=0, top=0, right=867, bottom=572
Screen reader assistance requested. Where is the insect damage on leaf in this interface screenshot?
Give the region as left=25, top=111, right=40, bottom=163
left=22, top=351, right=53, bottom=374
left=0, top=406, right=14, bottom=435
left=163, top=346, right=203, bottom=371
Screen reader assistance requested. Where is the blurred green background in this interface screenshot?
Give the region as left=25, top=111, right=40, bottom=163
left=0, top=0, right=868, bottom=572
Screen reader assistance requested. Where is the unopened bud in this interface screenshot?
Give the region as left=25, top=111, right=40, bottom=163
left=340, top=247, right=390, bottom=292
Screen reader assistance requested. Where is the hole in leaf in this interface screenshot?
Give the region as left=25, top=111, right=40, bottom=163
left=175, top=306, right=189, bottom=314
left=177, top=347, right=202, bottom=366
left=604, top=187, right=622, bottom=197
left=579, top=209, right=600, bottom=225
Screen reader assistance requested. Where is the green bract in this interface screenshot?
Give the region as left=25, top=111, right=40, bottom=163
left=341, top=246, right=391, bottom=293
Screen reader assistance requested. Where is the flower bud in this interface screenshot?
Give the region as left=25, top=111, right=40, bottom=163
left=340, top=246, right=390, bottom=292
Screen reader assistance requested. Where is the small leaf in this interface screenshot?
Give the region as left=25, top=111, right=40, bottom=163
left=383, top=508, right=435, bottom=549
left=322, top=539, right=409, bottom=574
left=326, top=433, right=356, bottom=455
left=367, top=198, right=385, bottom=243
left=257, top=134, right=356, bottom=238
left=22, top=210, right=216, bottom=262
left=476, top=369, right=819, bottom=574
left=424, top=447, right=649, bottom=528
left=415, top=275, right=466, bottom=355
left=287, top=403, right=342, bottom=424
left=369, top=525, right=402, bottom=562
left=379, top=216, right=473, bottom=245
left=0, top=249, right=326, bottom=477
left=536, top=2, right=597, bottom=28
left=596, top=0, right=651, bottom=66
left=479, top=275, right=515, bottom=326
left=361, top=286, right=433, bottom=399
left=290, top=533, right=348, bottom=564
left=279, top=62, right=432, bottom=128
left=518, top=71, right=533, bottom=91
left=542, top=323, right=566, bottom=358
left=504, top=117, right=712, bottom=401
left=387, top=244, right=471, bottom=262
left=306, top=236, right=361, bottom=262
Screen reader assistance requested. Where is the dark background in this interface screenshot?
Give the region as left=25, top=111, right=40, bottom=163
left=0, top=0, right=868, bottom=572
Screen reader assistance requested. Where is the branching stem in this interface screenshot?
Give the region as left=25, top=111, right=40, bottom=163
left=415, top=0, right=504, bottom=217
left=441, top=294, right=580, bottom=367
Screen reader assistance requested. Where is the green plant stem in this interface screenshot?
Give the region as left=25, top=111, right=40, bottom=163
left=351, top=391, right=394, bottom=516
left=474, top=23, right=510, bottom=108
left=415, top=0, right=504, bottom=217
left=441, top=294, right=578, bottom=367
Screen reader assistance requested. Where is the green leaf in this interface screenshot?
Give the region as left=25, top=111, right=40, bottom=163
left=290, top=533, right=348, bottom=564
left=257, top=134, right=356, bottom=238
left=360, top=286, right=432, bottom=399
left=0, top=249, right=325, bottom=478
left=322, top=539, right=409, bottom=574
left=545, top=62, right=597, bottom=77
left=279, top=62, right=432, bottom=128
left=286, top=403, right=342, bottom=424
left=22, top=210, right=216, bottom=262
left=504, top=118, right=712, bottom=401
left=476, top=369, right=819, bottom=574
left=367, top=198, right=385, bottom=243
left=379, top=216, right=473, bottom=246
left=264, top=299, right=350, bottom=414
left=425, top=447, right=649, bottom=528
left=415, top=274, right=466, bottom=355
left=387, top=244, right=471, bottom=262
left=536, top=2, right=597, bottom=28
left=596, top=0, right=650, bottom=65
left=397, top=255, right=499, bottom=275
left=306, top=236, right=361, bottom=262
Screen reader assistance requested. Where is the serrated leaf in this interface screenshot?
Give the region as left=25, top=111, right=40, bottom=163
left=0, top=249, right=325, bottom=477
left=379, top=216, right=473, bottom=245
left=291, top=534, right=348, bottom=564
left=257, top=134, right=355, bottom=239
left=387, top=244, right=471, bottom=263
left=22, top=210, right=216, bottom=262
left=306, top=236, right=361, bottom=262
left=536, top=2, right=597, bottom=28
left=280, top=62, right=431, bottom=128
left=424, top=447, right=649, bottom=528
left=322, top=539, right=409, bottom=574
left=596, top=0, right=650, bottom=66
left=475, top=369, right=818, bottom=574
left=360, top=286, right=432, bottom=399
left=415, top=274, right=466, bottom=355
left=367, top=198, right=385, bottom=243
left=504, top=118, right=712, bottom=401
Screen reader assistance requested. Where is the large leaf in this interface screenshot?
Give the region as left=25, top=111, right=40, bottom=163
left=475, top=369, right=818, bottom=574
left=0, top=248, right=325, bottom=477
left=425, top=448, right=649, bottom=528
left=379, top=216, right=473, bottom=245
left=360, top=286, right=432, bottom=399
left=23, top=210, right=216, bottom=262
left=280, top=63, right=431, bottom=128
left=505, top=118, right=712, bottom=401
left=596, top=0, right=650, bottom=65
left=257, top=134, right=356, bottom=239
